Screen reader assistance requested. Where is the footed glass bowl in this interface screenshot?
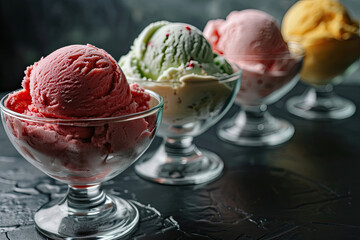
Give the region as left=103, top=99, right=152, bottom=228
left=217, top=42, right=304, bottom=147
left=0, top=90, right=163, bottom=239
left=128, top=66, right=241, bottom=185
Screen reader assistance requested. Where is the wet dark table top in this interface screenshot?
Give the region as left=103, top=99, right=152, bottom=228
left=1, top=83, right=360, bottom=240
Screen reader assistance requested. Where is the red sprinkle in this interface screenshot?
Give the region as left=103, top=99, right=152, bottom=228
left=185, top=26, right=191, bottom=31
left=147, top=41, right=152, bottom=47
left=187, top=60, right=195, bottom=68
left=165, top=33, right=170, bottom=38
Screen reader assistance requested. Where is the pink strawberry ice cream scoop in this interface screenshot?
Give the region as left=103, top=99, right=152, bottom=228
left=4, top=44, right=155, bottom=184
left=204, top=10, right=303, bottom=105
left=204, top=10, right=289, bottom=57
left=20, top=44, right=134, bottom=118
left=7, top=44, right=149, bottom=118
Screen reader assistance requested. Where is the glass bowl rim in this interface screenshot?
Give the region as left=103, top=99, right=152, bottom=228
left=126, top=64, right=242, bottom=84
left=220, top=41, right=305, bottom=60
left=0, top=89, right=163, bottom=125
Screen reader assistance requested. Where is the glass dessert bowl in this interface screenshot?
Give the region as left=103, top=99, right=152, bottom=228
left=128, top=67, right=241, bottom=185
left=282, top=0, right=360, bottom=120
left=217, top=42, right=304, bottom=147
left=0, top=90, right=163, bottom=239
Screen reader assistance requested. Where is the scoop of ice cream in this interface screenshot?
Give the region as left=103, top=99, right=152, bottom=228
left=134, top=21, right=214, bottom=79
left=204, top=10, right=292, bottom=74
left=19, top=44, right=133, bottom=118
left=6, top=44, right=152, bottom=136
left=204, top=10, right=289, bottom=60
left=282, top=0, right=359, bottom=44
left=120, top=21, right=232, bottom=82
left=204, top=10, right=302, bottom=106
left=282, top=0, right=360, bottom=85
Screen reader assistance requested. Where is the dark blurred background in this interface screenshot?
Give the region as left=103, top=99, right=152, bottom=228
left=1, top=0, right=359, bottom=92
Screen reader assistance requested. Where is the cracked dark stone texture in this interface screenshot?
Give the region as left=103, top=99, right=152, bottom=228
left=1, top=83, right=360, bottom=239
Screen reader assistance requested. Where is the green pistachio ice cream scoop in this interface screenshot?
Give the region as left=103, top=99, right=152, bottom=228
left=120, top=21, right=233, bottom=81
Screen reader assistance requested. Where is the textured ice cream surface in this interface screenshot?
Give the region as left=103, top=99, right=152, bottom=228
left=204, top=10, right=289, bottom=58
left=20, top=44, right=135, bottom=118
left=282, top=0, right=360, bottom=85
left=120, top=21, right=238, bottom=125
left=282, top=0, right=359, bottom=44
left=134, top=21, right=213, bottom=79
left=120, top=21, right=233, bottom=81
left=204, top=10, right=303, bottom=106
left=4, top=44, right=156, bottom=184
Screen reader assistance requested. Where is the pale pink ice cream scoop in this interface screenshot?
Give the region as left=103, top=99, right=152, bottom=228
left=204, top=10, right=289, bottom=57
left=204, top=10, right=302, bottom=105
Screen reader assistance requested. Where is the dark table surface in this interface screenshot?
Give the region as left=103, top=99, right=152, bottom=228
left=1, top=83, right=360, bottom=240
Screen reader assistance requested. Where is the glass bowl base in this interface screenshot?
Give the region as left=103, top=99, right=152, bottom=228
left=217, top=115, right=295, bottom=147
left=135, top=145, right=223, bottom=185
left=35, top=194, right=139, bottom=239
left=286, top=94, right=356, bottom=120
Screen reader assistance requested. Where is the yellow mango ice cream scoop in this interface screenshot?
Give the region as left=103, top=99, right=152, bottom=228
left=282, top=0, right=360, bottom=85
